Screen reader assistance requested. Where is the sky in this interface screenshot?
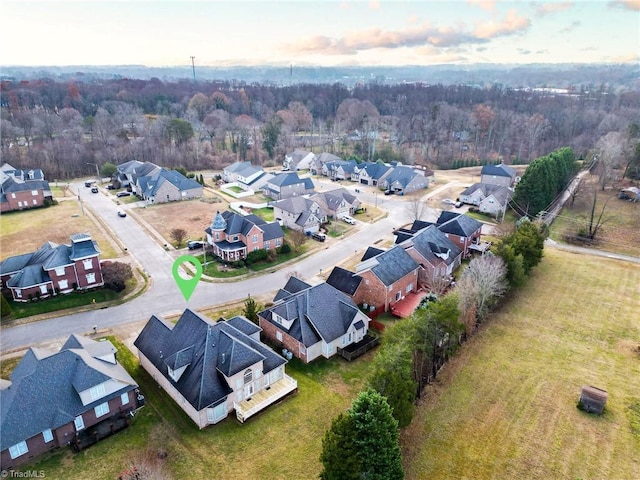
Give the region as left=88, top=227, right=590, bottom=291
left=1, top=0, right=639, bottom=67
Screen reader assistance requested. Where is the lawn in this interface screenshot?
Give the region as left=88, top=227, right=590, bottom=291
left=250, top=207, right=274, bottom=221
left=0, top=200, right=119, bottom=260
left=402, top=248, right=640, bottom=480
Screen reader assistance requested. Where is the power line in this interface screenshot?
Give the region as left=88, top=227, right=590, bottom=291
left=190, top=56, right=196, bottom=81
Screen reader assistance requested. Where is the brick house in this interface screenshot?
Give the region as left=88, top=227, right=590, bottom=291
left=0, top=335, right=139, bottom=469
left=258, top=278, right=370, bottom=363
left=134, top=309, right=296, bottom=427
left=204, top=211, right=284, bottom=261
left=0, top=233, right=104, bottom=302
left=434, top=212, right=484, bottom=257
left=353, top=245, right=420, bottom=313
left=0, top=163, right=52, bottom=213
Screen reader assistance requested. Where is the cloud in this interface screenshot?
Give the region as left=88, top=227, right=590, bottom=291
left=518, top=48, right=531, bottom=55
left=560, top=20, right=581, bottom=33
left=467, top=0, right=497, bottom=11
left=580, top=46, right=598, bottom=51
left=284, top=10, right=531, bottom=56
left=534, top=2, right=574, bottom=16
left=368, top=1, right=381, bottom=9
left=608, top=0, right=640, bottom=11
left=536, top=49, right=549, bottom=54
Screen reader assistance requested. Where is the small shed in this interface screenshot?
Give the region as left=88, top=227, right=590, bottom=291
left=579, top=385, right=608, bottom=414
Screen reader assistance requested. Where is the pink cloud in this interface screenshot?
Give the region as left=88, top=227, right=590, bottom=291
left=474, top=9, right=531, bottom=39
left=535, top=2, right=574, bottom=16
left=467, top=0, right=497, bottom=11
left=609, top=0, right=640, bottom=11
left=368, top=1, right=381, bottom=10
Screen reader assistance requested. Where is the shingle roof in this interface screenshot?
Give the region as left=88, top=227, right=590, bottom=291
left=272, top=197, right=318, bottom=215
left=359, top=162, right=391, bottom=180
left=269, top=172, right=310, bottom=187
left=134, top=309, right=285, bottom=412
left=311, top=188, right=358, bottom=212
left=357, top=245, right=419, bottom=286
left=400, top=225, right=462, bottom=267
left=436, top=212, right=483, bottom=237
left=274, top=276, right=312, bottom=301
left=326, top=267, right=363, bottom=296
left=481, top=163, right=516, bottom=178
left=1, top=337, right=137, bottom=451
left=144, top=169, right=202, bottom=198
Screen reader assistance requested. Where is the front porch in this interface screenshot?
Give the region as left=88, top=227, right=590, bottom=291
left=234, top=374, right=298, bottom=423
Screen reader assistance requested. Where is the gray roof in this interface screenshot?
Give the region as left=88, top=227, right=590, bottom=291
left=358, top=245, right=419, bottom=286
left=358, top=162, right=391, bottom=180
left=134, top=309, right=285, bottom=412
left=400, top=225, right=462, bottom=267
left=0, top=177, right=51, bottom=195
left=326, top=267, right=363, bottom=296
left=143, top=169, right=202, bottom=198
left=260, top=282, right=364, bottom=346
left=272, top=197, right=319, bottom=215
left=209, top=211, right=284, bottom=241
left=436, top=212, right=483, bottom=237
left=461, top=183, right=511, bottom=202
left=1, top=337, right=137, bottom=451
left=383, top=166, right=427, bottom=189
left=311, top=188, right=358, bottom=212
left=269, top=172, right=312, bottom=188
left=274, top=276, right=312, bottom=301
left=481, top=163, right=516, bottom=178
left=117, top=160, right=144, bottom=175
left=224, top=161, right=252, bottom=174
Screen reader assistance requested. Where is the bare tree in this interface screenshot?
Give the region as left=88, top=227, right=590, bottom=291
left=170, top=228, right=188, bottom=248
left=456, top=254, right=508, bottom=325
left=579, top=189, right=612, bottom=240
left=595, top=131, right=625, bottom=190
left=289, top=229, right=307, bottom=252
left=405, top=193, right=427, bottom=221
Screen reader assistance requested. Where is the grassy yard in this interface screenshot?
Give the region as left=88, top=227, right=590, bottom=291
left=0, top=200, right=119, bottom=260
left=250, top=207, right=274, bottom=221
left=19, top=337, right=374, bottom=479
left=402, top=248, right=640, bottom=480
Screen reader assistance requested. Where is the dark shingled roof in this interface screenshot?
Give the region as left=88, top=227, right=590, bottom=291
left=326, top=267, right=363, bottom=296
left=481, top=163, right=516, bottom=178
left=358, top=245, right=419, bottom=286
left=361, top=246, right=385, bottom=261
left=1, top=337, right=137, bottom=451
left=260, top=282, right=366, bottom=346
left=274, top=276, right=312, bottom=301
left=436, top=212, right=483, bottom=237
left=400, top=225, right=462, bottom=267
left=134, top=309, right=285, bottom=412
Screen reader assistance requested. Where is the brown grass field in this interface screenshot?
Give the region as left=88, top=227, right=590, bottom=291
left=0, top=200, right=119, bottom=260
left=402, top=248, right=640, bottom=480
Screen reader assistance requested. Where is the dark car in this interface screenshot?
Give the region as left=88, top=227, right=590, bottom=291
left=91, top=186, right=99, bottom=193
left=84, top=181, right=93, bottom=188
left=311, top=232, right=326, bottom=242
left=106, top=184, right=116, bottom=190
left=384, top=190, right=394, bottom=195
left=116, top=191, right=131, bottom=198
left=187, top=240, right=205, bottom=250
left=117, top=209, right=127, bottom=218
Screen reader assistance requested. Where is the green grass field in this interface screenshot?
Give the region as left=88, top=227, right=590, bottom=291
left=402, top=248, right=640, bottom=480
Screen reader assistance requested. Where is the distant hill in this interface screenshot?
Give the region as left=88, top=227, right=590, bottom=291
left=1, top=63, right=638, bottom=89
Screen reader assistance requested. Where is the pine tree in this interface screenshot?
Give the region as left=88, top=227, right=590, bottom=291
left=0, top=294, right=12, bottom=319
left=319, top=413, right=362, bottom=480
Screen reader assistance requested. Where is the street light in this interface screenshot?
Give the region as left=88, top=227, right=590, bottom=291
left=86, top=162, right=100, bottom=184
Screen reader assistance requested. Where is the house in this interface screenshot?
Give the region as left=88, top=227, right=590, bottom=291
left=459, top=183, right=513, bottom=219
left=0, top=233, right=104, bottom=302
left=322, top=160, right=358, bottom=180
left=115, top=160, right=146, bottom=188
left=221, top=161, right=269, bottom=190
left=204, top=211, right=284, bottom=261
left=222, top=161, right=253, bottom=183
left=380, top=165, right=429, bottom=194
left=394, top=224, right=463, bottom=286
left=283, top=149, right=316, bottom=171
left=353, top=245, right=420, bottom=313
left=134, top=309, right=297, bottom=428
left=435, top=212, right=484, bottom=257
left=480, top=163, right=517, bottom=187
left=311, top=153, right=342, bottom=175
left=258, top=278, right=370, bottom=363
left=271, top=197, right=326, bottom=233
left=0, top=335, right=139, bottom=469
left=353, top=162, right=392, bottom=186
left=262, top=172, right=315, bottom=200
left=136, top=168, right=203, bottom=204
left=310, top=188, right=361, bottom=219
left=0, top=163, right=52, bottom=213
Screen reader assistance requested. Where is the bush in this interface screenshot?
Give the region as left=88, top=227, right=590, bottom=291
left=246, top=249, right=268, bottom=265
left=278, top=243, right=291, bottom=254
left=1, top=294, right=12, bottom=318
left=102, top=261, right=134, bottom=293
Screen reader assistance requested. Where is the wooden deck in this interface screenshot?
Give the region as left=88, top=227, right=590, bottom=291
left=234, top=374, right=297, bottom=423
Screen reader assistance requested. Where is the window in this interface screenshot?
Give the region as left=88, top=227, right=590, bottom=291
left=32, top=190, right=38, bottom=196
left=15, top=289, right=22, bottom=298
left=264, top=241, right=270, bottom=249
left=275, top=239, right=281, bottom=247
left=121, top=392, right=129, bottom=405
left=207, top=403, right=226, bottom=423
left=86, top=273, right=96, bottom=284
left=90, top=384, right=106, bottom=400
left=9, top=441, right=28, bottom=459
left=74, top=415, right=85, bottom=431
left=33, top=199, right=37, bottom=205
left=276, top=331, right=283, bottom=341
left=40, top=284, right=48, bottom=294
left=58, top=279, right=68, bottom=290
left=253, top=246, right=259, bottom=252
left=252, top=234, right=258, bottom=243
left=83, top=259, right=93, bottom=270
left=55, top=267, right=65, bottom=276
left=11, top=193, right=16, bottom=199
left=42, top=429, right=53, bottom=443
left=94, top=402, right=109, bottom=418
left=395, top=291, right=401, bottom=301
left=300, top=344, right=306, bottom=354
left=244, top=369, right=253, bottom=385
left=406, top=283, right=413, bottom=293
left=215, top=233, right=220, bottom=241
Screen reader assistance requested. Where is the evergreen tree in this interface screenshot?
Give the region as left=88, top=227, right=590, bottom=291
left=507, top=218, right=546, bottom=274
left=1, top=294, right=12, bottom=319
left=319, top=413, right=362, bottom=480
left=242, top=295, right=260, bottom=324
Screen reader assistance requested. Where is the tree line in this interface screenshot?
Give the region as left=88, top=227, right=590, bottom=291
left=1, top=77, right=638, bottom=181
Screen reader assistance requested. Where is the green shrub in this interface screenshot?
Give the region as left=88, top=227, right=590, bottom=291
left=278, top=243, right=291, bottom=254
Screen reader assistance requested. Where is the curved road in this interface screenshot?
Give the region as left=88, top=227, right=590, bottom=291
left=1, top=180, right=428, bottom=352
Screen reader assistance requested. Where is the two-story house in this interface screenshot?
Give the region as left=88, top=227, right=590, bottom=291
left=353, top=162, right=392, bottom=186
left=0, top=233, right=104, bottom=302
left=434, top=212, right=484, bottom=257
left=262, top=173, right=315, bottom=200
left=380, top=166, right=429, bottom=194
left=271, top=197, right=326, bottom=233
left=0, top=335, right=139, bottom=469
left=322, top=160, right=358, bottom=181
left=0, top=163, right=52, bottom=213
left=310, top=153, right=342, bottom=175
left=204, top=211, right=284, bottom=261
left=310, top=188, right=360, bottom=220
left=136, top=168, right=203, bottom=204
left=134, top=309, right=297, bottom=428
left=480, top=163, right=517, bottom=187
left=258, top=278, right=370, bottom=363
left=283, top=150, right=316, bottom=171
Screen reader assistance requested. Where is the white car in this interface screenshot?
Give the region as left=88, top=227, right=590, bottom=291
left=341, top=215, right=356, bottom=225
left=441, top=198, right=455, bottom=205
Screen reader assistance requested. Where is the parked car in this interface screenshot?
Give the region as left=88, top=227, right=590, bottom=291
left=454, top=201, right=462, bottom=208
left=106, top=184, right=116, bottom=190
left=311, top=232, right=326, bottom=242
left=116, top=191, right=131, bottom=198
left=384, top=190, right=394, bottom=195
left=341, top=215, right=356, bottom=225
left=441, top=198, right=455, bottom=205
left=84, top=181, right=93, bottom=187
left=187, top=240, right=205, bottom=250
left=91, top=186, right=99, bottom=193
left=117, top=209, right=127, bottom=218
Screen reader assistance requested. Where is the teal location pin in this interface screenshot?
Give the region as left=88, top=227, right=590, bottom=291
left=172, top=255, right=203, bottom=301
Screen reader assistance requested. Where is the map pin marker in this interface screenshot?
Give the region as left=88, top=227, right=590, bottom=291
left=172, top=255, right=203, bottom=301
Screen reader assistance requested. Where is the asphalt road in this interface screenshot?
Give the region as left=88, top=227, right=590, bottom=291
left=1, top=180, right=430, bottom=352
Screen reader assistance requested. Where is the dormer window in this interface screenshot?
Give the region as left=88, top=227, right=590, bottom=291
left=90, top=383, right=106, bottom=401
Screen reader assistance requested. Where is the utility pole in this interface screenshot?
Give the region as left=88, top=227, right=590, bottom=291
left=190, top=56, right=196, bottom=81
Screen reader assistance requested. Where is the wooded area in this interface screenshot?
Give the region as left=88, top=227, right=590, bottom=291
left=2, top=77, right=639, bottom=181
